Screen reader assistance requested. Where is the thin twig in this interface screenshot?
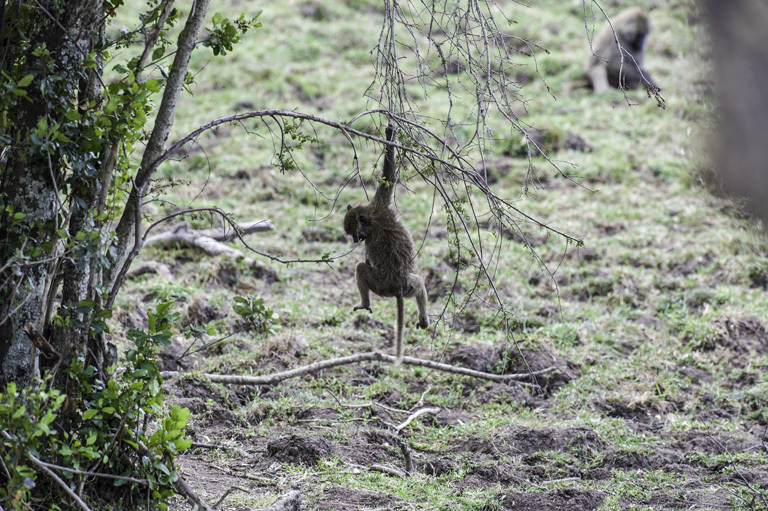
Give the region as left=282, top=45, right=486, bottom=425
left=31, top=457, right=147, bottom=485
left=211, top=486, right=250, bottom=508
left=395, top=407, right=441, bottom=434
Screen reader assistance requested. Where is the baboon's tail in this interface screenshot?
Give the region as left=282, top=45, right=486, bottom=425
left=394, top=294, right=405, bottom=365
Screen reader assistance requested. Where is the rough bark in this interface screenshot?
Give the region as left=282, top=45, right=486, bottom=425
left=0, top=0, right=101, bottom=387
left=47, top=0, right=105, bottom=363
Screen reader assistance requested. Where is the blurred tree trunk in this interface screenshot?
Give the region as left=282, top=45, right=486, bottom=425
left=704, top=1, right=768, bottom=227
left=0, top=0, right=102, bottom=388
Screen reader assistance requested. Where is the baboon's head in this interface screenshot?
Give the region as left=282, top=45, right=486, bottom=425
left=344, top=204, right=371, bottom=243
left=620, top=9, right=651, bottom=54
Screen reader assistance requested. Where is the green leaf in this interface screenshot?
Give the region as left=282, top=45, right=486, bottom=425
left=12, top=405, right=26, bottom=420
left=82, top=409, right=98, bottom=420
left=17, top=74, right=34, bottom=87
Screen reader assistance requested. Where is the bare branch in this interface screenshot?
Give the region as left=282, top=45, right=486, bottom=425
left=161, top=351, right=551, bottom=387
left=395, top=407, right=441, bottom=433
left=24, top=453, right=92, bottom=511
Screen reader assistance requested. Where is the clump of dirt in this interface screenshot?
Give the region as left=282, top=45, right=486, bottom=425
left=419, top=457, right=456, bottom=476
left=505, top=425, right=605, bottom=455
left=461, top=463, right=528, bottom=488
left=182, top=295, right=224, bottom=327
left=117, top=302, right=148, bottom=330
left=499, top=489, right=606, bottom=511
left=158, top=337, right=195, bottom=372
left=716, top=318, right=768, bottom=353
left=451, top=311, right=482, bottom=333
left=312, top=487, right=395, bottom=511
left=423, top=262, right=460, bottom=301
left=604, top=447, right=682, bottom=471
left=352, top=315, right=394, bottom=340
left=267, top=435, right=332, bottom=466
left=447, top=343, right=499, bottom=372
left=594, top=399, right=660, bottom=425
left=499, top=348, right=581, bottom=395
left=292, top=407, right=340, bottom=422
left=459, top=425, right=604, bottom=457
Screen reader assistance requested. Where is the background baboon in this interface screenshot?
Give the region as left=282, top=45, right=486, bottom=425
left=343, top=125, right=429, bottom=364
left=585, top=7, right=656, bottom=92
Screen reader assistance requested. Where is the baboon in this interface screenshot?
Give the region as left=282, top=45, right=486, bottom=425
left=343, top=125, right=429, bottom=364
left=585, top=7, right=656, bottom=92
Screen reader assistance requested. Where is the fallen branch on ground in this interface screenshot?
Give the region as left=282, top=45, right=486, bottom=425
left=144, top=220, right=274, bottom=270
left=160, top=351, right=554, bottom=388
left=369, top=464, right=406, bottom=478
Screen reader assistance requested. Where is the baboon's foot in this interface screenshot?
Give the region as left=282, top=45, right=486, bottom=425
left=417, top=316, right=430, bottom=329
left=353, top=304, right=373, bottom=313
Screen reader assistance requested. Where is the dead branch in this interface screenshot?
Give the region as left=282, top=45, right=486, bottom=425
left=369, top=464, right=406, bottom=478
left=174, top=475, right=213, bottom=511
left=195, top=220, right=274, bottom=241
left=145, top=220, right=273, bottom=246
left=395, top=407, right=441, bottom=434
left=392, top=435, right=414, bottom=475
left=160, top=351, right=549, bottom=388
left=143, top=222, right=274, bottom=271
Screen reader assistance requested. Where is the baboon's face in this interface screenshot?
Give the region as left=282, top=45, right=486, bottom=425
left=344, top=205, right=371, bottom=243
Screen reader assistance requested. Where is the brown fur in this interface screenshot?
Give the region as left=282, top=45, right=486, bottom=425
left=343, top=125, right=429, bottom=364
left=585, top=7, right=656, bottom=92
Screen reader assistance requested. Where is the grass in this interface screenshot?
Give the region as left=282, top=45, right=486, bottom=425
left=104, top=0, right=768, bottom=509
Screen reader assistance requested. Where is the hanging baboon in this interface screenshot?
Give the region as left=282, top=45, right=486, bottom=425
left=343, top=125, right=429, bottom=364
left=585, top=7, right=656, bottom=92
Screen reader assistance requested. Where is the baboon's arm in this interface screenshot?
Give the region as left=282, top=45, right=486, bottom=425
left=374, top=124, right=397, bottom=207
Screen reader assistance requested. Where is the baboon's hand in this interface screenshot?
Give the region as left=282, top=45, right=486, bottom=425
left=353, top=304, right=373, bottom=313
left=417, top=317, right=430, bottom=329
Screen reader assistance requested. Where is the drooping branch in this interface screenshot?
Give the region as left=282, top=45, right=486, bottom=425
left=149, top=109, right=579, bottom=245
left=160, top=351, right=553, bottom=387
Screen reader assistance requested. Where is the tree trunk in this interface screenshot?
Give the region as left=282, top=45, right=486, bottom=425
left=0, top=0, right=102, bottom=387
left=105, top=0, right=212, bottom=299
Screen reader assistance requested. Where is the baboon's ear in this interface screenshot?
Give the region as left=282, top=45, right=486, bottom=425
left=347, top=204, right=352, bottom=211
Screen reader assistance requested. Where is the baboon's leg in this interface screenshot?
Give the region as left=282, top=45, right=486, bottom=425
left=353, top=261, right=374, bottom=313
left=587, top=64, right=610, bottom=92
left=404, top=273, right=430, bottom=329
